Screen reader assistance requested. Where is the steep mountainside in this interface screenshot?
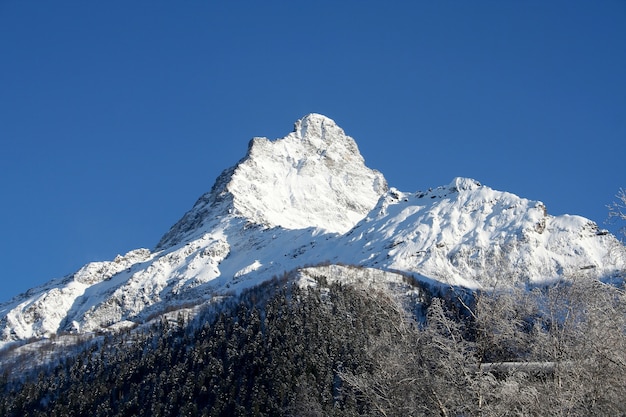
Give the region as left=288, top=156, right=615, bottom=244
left=156, top=113, right=388, bottom=249
left=1, top=114, right=624, bottom=348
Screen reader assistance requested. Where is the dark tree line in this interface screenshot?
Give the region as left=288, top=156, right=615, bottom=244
left=1, top=270, right=626, bottom=416
left=0, top=277, right=413, bottom=417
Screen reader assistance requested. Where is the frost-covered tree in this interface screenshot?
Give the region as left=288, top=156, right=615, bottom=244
left=530, top=278, right=626, bottom=416
left=608, top=188, right=626, bottom=239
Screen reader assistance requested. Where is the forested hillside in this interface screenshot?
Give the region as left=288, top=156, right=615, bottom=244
left=2, top=269, right=626, bottom=416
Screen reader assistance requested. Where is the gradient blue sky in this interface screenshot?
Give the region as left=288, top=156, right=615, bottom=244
left=1, top=1, right=625, bottom=300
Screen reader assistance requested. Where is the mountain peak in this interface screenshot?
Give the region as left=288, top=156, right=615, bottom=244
left=293, top=113, right=344, bottom=144
left=156, top=114, right=388, bottom=249
left=448, top=177, right=482, bottom=192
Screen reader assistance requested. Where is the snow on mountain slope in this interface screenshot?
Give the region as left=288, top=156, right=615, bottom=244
left=0, top=248, right=152, bottom=342
left=1, top=115, right=624, bottom=348
left=156, top=113, right=387, bottom=249
left=329, top=178, right=626, bottom=288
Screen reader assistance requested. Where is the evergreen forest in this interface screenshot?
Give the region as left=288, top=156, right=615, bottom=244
left=1, top=270, right=626, bottom=416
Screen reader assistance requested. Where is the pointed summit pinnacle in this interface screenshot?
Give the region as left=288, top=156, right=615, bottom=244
left=156, top=114, right=388, bottom=249
left=293, top=113, right=345, bottom=145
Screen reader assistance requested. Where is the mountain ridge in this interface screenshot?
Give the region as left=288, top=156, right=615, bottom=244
left=1, top=114, right=624, bottom=347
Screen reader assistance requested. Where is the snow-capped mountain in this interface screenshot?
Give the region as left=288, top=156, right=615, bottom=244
left=1, top=114, right=624, bottom=348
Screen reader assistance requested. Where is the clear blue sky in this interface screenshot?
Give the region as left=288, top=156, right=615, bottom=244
left=1, top=1, right=625, bottom=300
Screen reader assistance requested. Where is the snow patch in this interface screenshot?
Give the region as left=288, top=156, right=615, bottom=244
left=234, top=260, right=262, bottom=278
left=448, top=177, right=482, bottom=192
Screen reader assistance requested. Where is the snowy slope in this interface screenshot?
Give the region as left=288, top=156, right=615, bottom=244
left=330, top=178, right=625, bottom=288
left=1, top=114, right=624, bottom=348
